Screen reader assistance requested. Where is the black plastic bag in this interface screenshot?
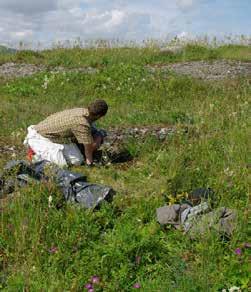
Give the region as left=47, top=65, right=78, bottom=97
left=0, top=160, right=115, bottom=209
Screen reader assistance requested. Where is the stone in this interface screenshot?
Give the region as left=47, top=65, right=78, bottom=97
left=159, top=46, right=184, bottom=54
left=156, top=204, right=181, bottom=225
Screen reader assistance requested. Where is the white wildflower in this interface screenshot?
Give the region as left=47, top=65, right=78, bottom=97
left=224, top=167, right=234, bottom=177
left=229, top=287, right=241, bottom=292
left=48, top=195, right=53, bottom=208
left=42, top=75, right=49, bottom=89
left=42, top=81, right=48, bottom=89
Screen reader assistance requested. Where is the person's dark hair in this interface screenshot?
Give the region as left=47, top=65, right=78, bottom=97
left=88, top=99, right=108, bottom=119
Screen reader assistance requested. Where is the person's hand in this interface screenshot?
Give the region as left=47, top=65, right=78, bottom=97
left=94, top=135, right=103, bottom=149
left=86, top=157, right=93, bottom=166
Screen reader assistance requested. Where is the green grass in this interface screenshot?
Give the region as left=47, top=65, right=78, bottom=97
left=0, top=44, right=250, bottom=291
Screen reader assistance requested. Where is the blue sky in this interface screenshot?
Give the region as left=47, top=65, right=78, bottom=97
left=0, top=0, right=250, bottom=47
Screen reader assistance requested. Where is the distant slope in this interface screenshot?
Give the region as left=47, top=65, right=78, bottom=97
left=0, top=45, right=16, bottom=54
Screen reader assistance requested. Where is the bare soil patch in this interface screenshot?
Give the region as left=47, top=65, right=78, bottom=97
left=0, top=125, right=175, bottom=162
left=148, top=60, right=251, bottom=80
left=0, top=62, right=99, bottom=79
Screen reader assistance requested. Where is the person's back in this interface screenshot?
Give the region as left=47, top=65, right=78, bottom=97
left=35, top=107, right=92, bottom=144
left=24, top=99, right=108, bottom=166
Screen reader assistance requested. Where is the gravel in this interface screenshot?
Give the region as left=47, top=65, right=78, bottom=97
left=1, top=60, right=250, bottom=81
left=147, top=60, right=251, bottom=80
left=0, top=62, right=99, bottom=79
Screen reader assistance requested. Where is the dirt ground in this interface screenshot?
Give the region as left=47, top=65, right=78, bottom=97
left=0, top=125, right=175, bottom=165
left=0, top=62, right=98, bottom=79
left=0, top=60, right=250, bottom=80
left=147, top=60, right=251, bottom=80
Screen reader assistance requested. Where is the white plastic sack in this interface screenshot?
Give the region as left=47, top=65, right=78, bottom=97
left=24, top=126, right=84, bottom=166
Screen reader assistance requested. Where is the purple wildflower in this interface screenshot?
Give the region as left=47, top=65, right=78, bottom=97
left=91, top=275, right=100, bottom=284
left=48, top=246, right=58, bottom=254
left=84, top=283, right=93, bottom=290
left=234, top=248, right=242, bottom=255
left=244, top=242, right=251, bottom=248
left=88, top=289, right=94, bottom=292
left=133, top=283, right=141, bottom=289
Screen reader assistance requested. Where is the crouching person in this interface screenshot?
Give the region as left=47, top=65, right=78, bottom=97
left=23, top=99, right=108, bottom=167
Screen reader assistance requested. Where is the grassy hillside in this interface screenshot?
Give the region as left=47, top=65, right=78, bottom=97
left=0, top=45, right=16, bottom=55
left=0, top=44, right=250, bottom=291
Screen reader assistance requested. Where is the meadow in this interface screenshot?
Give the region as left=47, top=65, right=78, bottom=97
left=0, top=43, right=250, bottom=291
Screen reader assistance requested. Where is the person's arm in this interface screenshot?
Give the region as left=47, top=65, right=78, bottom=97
left=72, top=124, right=104, bottom=165
left=72, top=124, right=94, bottom=165
left=84, top=143, right=94, bottom=165
left=84, top=135, right=103, bottom=165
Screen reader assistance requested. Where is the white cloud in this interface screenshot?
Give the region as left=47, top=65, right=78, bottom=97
left=104, top=10, right=125, bottom=30
left=0, top=0, right=249, bottom=47
left=0, top=0, right=58, bottom=15
left=176, top=0, right=196, bottom=9
left=12, top=30, right=33, bottom=38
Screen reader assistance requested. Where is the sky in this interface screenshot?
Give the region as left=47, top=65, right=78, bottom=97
left=0, top=0, right=250, bottom=47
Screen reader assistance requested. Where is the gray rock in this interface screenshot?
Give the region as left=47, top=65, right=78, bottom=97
left=159, top=46, right=184, bottom=54
left=156, top=204, right=191, bottom=225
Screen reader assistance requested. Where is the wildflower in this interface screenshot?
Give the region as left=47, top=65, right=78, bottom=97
left=42, top=81, right=48, bottom=89
left=84, top=283, right=93, bottom=290
left=234, top=248, right=242, bottom=255
left=48, top=246, right=58, bottom=254
left=48, top=195, right=53, bottom=208
left=88, top=289, right=94, bottom=292
left=224, top=167, right=234, bottom=177
left=229, top=286, right=241, bottom=292
left=91, top=275, right=100, bottom=284
left=133, top=283, right=141, bottom=289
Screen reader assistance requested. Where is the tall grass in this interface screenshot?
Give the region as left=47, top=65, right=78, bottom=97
left=0, top=44, right=250, bottom=291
